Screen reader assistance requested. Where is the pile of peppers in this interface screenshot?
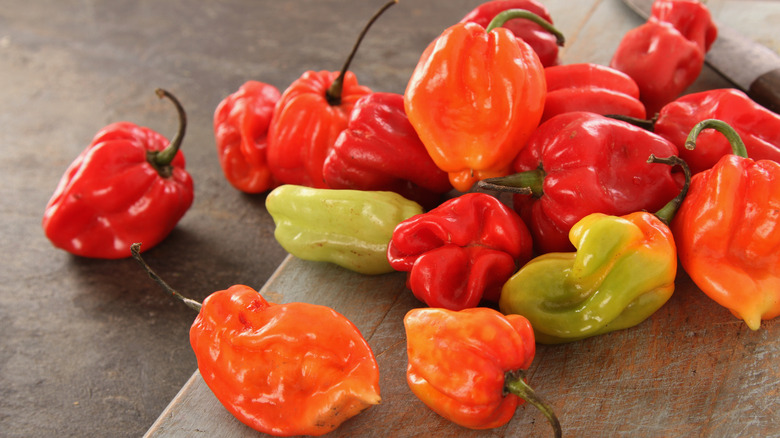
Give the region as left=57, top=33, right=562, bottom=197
left=43, top=0, right=780, bottom=436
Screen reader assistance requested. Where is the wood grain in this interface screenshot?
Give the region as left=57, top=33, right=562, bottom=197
left=145, top=1, right=780, bottom=436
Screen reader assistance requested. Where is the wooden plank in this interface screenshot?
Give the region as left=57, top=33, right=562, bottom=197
left=146, top=1, right=780, bottom=437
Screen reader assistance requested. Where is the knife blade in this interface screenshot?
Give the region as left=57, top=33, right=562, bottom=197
left=621, top=0, right=780, bottom=113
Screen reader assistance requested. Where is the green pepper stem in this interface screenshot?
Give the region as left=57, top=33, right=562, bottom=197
left=685, top=118, right=748, bottom=158
left=477, top=168, right=545, bottom=197
left=485, top=9, right=565, bottom=46
left=646, top=155, right=691, bottom=225
left=504, top=370, right=562, bottom=438
left=130, top=243, right=202, bottom=312
left=147, top=88, right=187, bottom=178
left=605, top=113, right=658, bottom=132
left=325, top=0, right=397, bottom=106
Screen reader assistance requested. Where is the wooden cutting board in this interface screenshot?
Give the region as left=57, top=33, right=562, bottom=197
left=145, top=1, right=780, bottom=436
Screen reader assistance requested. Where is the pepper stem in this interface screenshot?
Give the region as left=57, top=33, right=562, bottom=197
left=485, top=9, right=565, bottom=46
left=646, top=155, right=691, bottom=226
left=504, top=370, right=562, bottom=438
left=605, top=113, right=658, bottom=132
left=476, top=168, right=545, bottom=196
left=130, top=243, right=202, bottom=312
left=147, top=88, right=187, bottom=178
left=325, top=0, right=397, bottom=106
left=685, top=118, right=748, bottom=158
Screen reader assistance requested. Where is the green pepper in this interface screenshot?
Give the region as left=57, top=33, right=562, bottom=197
left=266, top=184, right=423, bottom=275
left=499, top=210, right=677, bottom=344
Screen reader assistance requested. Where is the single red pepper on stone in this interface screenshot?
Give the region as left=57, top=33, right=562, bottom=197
left=479, top=112, right=683, bottom=254
left=671, top=119, right=780, bottom=330
left=653, top=88, right=780, bottom=174
left=541, top=62, right=646, bottom=123
left=213, top=80, right=281, bottom=193
left=321, top=92, right=452, bottom=208
left=459, top=0, right=560, bottom=67
left=42, top=89, right=194, bottom=259
left=610, top=0, right=717, bottom=115
left=404, top=307, right=561, bottom=436
left=266, top=1, right=396, bottom=188
left=387, top=192, right=533, bottom=310
left=131, top=244, right=381, bottom=437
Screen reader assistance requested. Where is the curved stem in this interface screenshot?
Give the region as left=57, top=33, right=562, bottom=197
left=477, top=168, right=545, bottom=197
left=325, top=0, right=397, bottom=106
left=130, top=243, right=202, bottom=312
left=605, top=113, right=658, bottom=132
left=485, top=9, right=565, bottom=46
left=684, top=118, right=748, bottom=158
left=647, top=155, right=691, bottom=225
left=147, top=88, right=187, bottom=178
left=504, top=370, right=562, bottom=438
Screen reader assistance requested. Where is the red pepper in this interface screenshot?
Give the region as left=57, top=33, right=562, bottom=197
left=404, top=307, right=561, bottom=436
left=479, top=112, right=683, bottom=254
left=213, top=80, right=281, bottom=193
left=671, top=119, right=780, bottom=330
left=321, top=92, right=452, bottom=208
left=42, top=89, right=193, bottom=259
left=131, top=244, right=381, bottom=436
left=386, top=192, right=533, bottom=310
left=404, top=9, right=561, bottom=192
left=609, top=0, right=717, bottom=115
left=541, top=62, right=646, bottom=123
left=654, top=88, right=780, bottom=174
left=459, top=0, right=560, bottom=67
left=266, top=2, right=395, bottom=188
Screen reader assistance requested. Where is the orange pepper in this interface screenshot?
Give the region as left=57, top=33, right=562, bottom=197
left=672, top=119, right=780, bottom=330
left=404, top=10, right=561, bottom=192
left=404, top=307, right=561, bottom=436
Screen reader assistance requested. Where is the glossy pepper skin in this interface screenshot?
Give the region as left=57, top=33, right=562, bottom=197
left=404, top=10, right=557, bottom=192
left=191, top=284, right=381, bottom=436
left=267, top=70, right=371, bottom=188
left=500, top=211, right=678, bottom=344
left=487, top=112, right=682, bottom=254
left=541, top=63, right=646, bottom=123
left=404, top=307, right=561, bottom=436
left=459, top=0, right=560, bottom=67
left=321, top=92, right=452, bottom=208
left=672, top=120, right=780, bottom=330
left=387, top=192, right=533, bottom=310
left=610, top=0, right=717, bottom=115
left=42, top=89, right=193, bottom=259
left=266, top=184, right=423, bottom=275
left=213, top=80, right=281, bottom=193
left=654, top=88, right=780, bottom=174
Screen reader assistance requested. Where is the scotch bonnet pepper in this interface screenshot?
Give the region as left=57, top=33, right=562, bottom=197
left=404, top=9, right=563, bottom=192
left=130, top=244, right=380, bottom=437
left=213, top=80, right=281, bottom=193
left=404, top=307, right=561, bottom=436
left=499, top=177, right=681, bottom=344
left=480, top=111, right=683, bottom=254
left=266, top=2, right=395, bottom=188
left=459, top=0, right=560, bottom=67
left=387, top=192, right=533, bottom=310
left=654, top=88, right=780, bottom=174
left=672, top=119, right=780, bottom=330
left=610, top=0, right=717, bottom=114
left=541, top=63, right=646, bottom=123
left=42, top=89, right=193, bottom=259
left=321, top=92, right=452, bottom=208
left=266, top=185, right=423, bottom=275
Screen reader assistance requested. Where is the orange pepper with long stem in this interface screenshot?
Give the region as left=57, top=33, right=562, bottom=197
left=672, top=119, right=780, bottom=330
left=404, top=9, right=562, bottom=192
